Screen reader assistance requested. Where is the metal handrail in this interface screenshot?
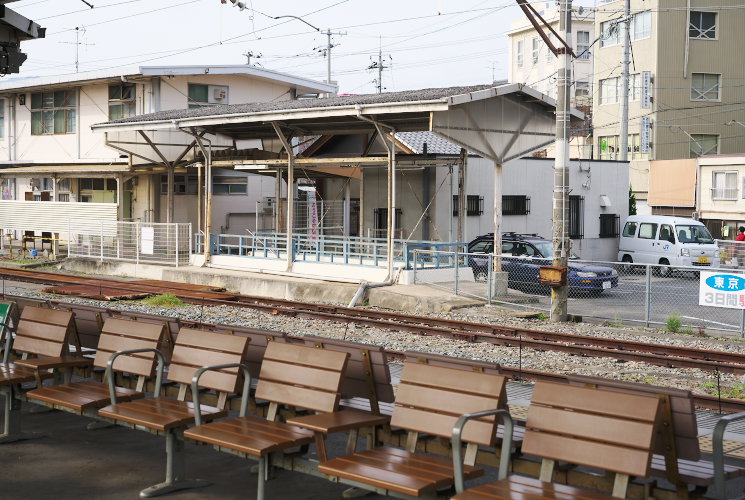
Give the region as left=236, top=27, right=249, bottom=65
left=190, top=363, right=252, bottom=426
left=106, top=348, right=165, bottom=404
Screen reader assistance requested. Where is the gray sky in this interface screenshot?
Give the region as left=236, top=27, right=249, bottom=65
left=11, top=0, right=595, bottom=94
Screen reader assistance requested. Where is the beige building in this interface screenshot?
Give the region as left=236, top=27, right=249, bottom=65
left=507, top=2, right=594, bottom=157
left=697, top=154, right=745, bottom=239
left=593, top=0, right=745, bottom=165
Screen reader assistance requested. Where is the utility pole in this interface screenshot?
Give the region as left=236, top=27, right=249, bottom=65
left=368, top=48, right=390, bottom=93
left=322, top=29, right=346, bottom=88
left=550, top=0, right=572, bottom=322
left=618, top=0, right=631, bottom=161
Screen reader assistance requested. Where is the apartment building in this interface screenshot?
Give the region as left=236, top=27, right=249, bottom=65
left=507, top=2, right=594, bottom=157
left=593, top=0, right=745, bottom=162
left=0, top=65, right=333, bottom=240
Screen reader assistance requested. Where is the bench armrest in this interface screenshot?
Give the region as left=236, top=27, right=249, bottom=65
left=191, top=363, right=252, bottom=426
left=106, top=348, right=165, bottom=405
left=452, top=409, right=514, bottom=494
left=714, top=411, right=745, bottom=500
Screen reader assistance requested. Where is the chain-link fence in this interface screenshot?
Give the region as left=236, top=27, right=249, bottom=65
left=68, top=221, right=191, bottom=266
left=412, top=249, right=745, bottom=335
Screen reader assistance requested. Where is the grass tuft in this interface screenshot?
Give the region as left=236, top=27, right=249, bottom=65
left=142, top=294, right=185, bottom=308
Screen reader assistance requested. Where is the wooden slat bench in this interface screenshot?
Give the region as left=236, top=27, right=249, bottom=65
left=98, top=327, right=250, bottom=497
left=184, top=341, right=360, bottom=500
left=26, top=317, right=167, bottom=417
left=318, top=362, right=509, bottom=498
left=301, top=335, right=395, bottom=416
left=566, top=374, right=745, bottom=499
left=452, top=381, right=662, bottom=500
left=1, top=306, right=89, bottom=443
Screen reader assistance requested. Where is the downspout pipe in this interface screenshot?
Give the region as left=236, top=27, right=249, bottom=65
left=348, top=268, right=400, bottom=307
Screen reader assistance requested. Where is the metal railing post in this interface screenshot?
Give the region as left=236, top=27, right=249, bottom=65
left=188, top=223, right=192, bottom=260
left=454, top=248, right=460, bottom=296
left=67, top=219, right=72, bottom=258
left=413, top=250, right=418, bottom=284
left=136, top=221, right=140, bottom=265
left=174, top=223, right=179, bottom=267
left=645, top=264, right=652, bottom=327
left=99, top=221, right=104, bottom=262
left=487, top=253, right=493, bottom=305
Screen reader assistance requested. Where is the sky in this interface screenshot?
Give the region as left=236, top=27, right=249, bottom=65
left=8, top=0, right=597, bottom=94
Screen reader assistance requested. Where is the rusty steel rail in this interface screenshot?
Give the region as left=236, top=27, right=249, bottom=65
left=3, top=267, right=745, bottom=374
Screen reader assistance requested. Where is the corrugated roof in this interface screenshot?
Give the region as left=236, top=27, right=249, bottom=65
left=102, top=84, right=493, bottom=126
left=395, top=131, right=462, bottom=155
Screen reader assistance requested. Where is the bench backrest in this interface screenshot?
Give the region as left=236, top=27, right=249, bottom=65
left=302, top=335, right=395, bottom=412
left=566, top=374, right=699, bottom=461
left=255, top=342, right=349, bottom=414
left=391, top=362, right=507, bottom=446
left=50, top=302, right=105, bottom=350
left=94, top=318, right=167, bottom=377
left=523, top=382, right=661, bottom=479
left=13, top=306, right=76, bottom=358
left=167, top=328, right=249, bottom=396
left=404, top=350, right=503, bottom=376
left=187, top=321, right=287, bottom=380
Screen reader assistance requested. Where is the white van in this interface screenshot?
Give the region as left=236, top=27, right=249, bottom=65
left=618, top=215, right=720, bottom=274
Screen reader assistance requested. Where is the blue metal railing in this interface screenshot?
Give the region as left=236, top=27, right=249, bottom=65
left=193, top=232, right=462, bottom=269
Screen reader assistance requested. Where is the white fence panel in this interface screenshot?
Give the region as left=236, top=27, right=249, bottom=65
left=0, top=200, right=117, bottom=234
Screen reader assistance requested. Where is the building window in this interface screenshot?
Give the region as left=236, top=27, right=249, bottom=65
left=600, top=20, right=619, bottom=47
left=630, top=73, right=641, bottom=101
left=577, top=31, right=590, bottom=60
left=690, top=134, right=719, bottom=157
left=373, top=208, right=402, bottom=233
left=531, top=37, right=539, bottom=64
left=575, top=81, right=590, bottom=99
left=711, top=171, right=737, bottom=200
left=546, top=33, right=555, bottom=62
left=599, top=134, right=649, bottom=160
left=160, top=174, right=198, bottom=195
left=452, top=195, right=484, bottom=216
left=690, top=11, right=716, bottom=39
left=599, top=135, right=619, bottom=160
left=58, top=193, right=70, bottom=202
left=599, top=214, right=620, bottom=238
left=691, top=73, right=720, bottom=101
left=600, top=77, right=619, bottom=105
left=213, top=176, right=248, bottom=195
left=187, top=83, right=229, bottom=109
left=516, top=40, right=524, bottom=68
left=631, top=11, right=652, bottom=41
left=80, top=178, right=116, bottom=191
left=569, top=195, right=584, bottom=239
left=108, top=83, right=136, bottom=120
left=31, top=90, right=76, bottom=135
left=1, top=178, right=15, bottom=200
left=502, top=195, right=531, bottom=215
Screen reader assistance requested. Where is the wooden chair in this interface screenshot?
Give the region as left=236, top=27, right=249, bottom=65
left=0, top=306, right=88, bottom=443
left=26, top=318, right=167, bottom=418
left=98, top=327, right=250, bottom=497
left=452, top=381, right=662, bottom=499
left=566, top=374, right=745, bottom=500
left=184, top=341, right=354, bottom=500
left=317, top=362, right=509, bottom=498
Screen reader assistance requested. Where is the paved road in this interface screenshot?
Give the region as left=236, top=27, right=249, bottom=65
left=438, top=269, right=745, bottom=335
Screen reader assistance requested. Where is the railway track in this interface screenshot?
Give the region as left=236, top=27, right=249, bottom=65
left=3, top=267, right=745, bottom=375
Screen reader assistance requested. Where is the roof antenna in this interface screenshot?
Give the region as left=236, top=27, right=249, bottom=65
left=80, top=0, right=94, bottom=8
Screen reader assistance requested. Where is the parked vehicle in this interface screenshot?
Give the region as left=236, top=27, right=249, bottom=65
left=467, top=233, right=619, bottom=294
left=617, top=215, right=720, bottom=276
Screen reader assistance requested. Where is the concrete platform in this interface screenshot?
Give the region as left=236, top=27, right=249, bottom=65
left=57, top=259, right=484, bottom=313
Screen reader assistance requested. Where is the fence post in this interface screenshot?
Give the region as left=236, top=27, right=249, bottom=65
left=175, top=223, right=179, bottom=267
left=136, top=221, right=140, bottom=265
left=188, top=223, right=193, bottom=260
left=413, top=250, right=418, bottom=284
left=454, top=247, right=460, bottom=296
left=487, top=253, right=493, bottom=305
left=645, top=264, right=652, bottom=328
left=99, top=221, right=104, bottom=263
left=67, top=219, right=71, bottom=258
left=740, top=309, right=745, bottom=339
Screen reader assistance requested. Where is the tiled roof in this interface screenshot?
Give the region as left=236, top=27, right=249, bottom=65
left=395, top=131, right=462, bottom=155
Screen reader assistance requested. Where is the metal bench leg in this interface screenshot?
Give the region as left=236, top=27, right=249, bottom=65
left=0, top=386, right=42, bottom=444
left=257, top=455, right=266, bottom=500
left=139, top=428, right=210, bottom=498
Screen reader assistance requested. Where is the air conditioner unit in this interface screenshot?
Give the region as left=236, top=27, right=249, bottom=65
left=213, top=88, right=227, bottom=100
left=691, top=212, right=700, bottom=220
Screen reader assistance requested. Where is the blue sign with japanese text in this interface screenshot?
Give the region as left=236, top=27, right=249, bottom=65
left=700, top=271, right=745, bottom=309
